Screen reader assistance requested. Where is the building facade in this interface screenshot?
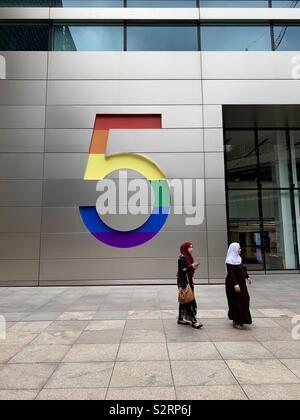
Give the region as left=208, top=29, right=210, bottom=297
left=0, top=0, right=300, bottom=286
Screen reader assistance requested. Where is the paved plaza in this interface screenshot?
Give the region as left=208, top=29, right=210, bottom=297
left=0, top=277, right=300, bottom=400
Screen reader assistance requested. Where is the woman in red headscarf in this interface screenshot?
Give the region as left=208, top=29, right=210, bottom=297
left=177, top=242, right=203, bottom=329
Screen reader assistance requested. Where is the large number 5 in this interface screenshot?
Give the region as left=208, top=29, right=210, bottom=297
left=79, top=115, right=171, bottom=248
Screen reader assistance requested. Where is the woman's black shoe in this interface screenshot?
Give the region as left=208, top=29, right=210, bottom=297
left=191, top=322, right=203, bottom=329
left=177, top=319, right=190, bottom=325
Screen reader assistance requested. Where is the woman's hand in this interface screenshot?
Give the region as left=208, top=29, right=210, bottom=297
left=234, top=284, right=241, bottom=293
left=248, top=276, right=252, bottom=285
left=192, top=262, right=200, bottom=269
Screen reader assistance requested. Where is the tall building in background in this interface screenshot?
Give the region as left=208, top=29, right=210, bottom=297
left=0, top=0, right=300, bottom=286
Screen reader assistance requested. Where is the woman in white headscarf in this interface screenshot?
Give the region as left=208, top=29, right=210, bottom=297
left=225, top=243, right=252, bottom=329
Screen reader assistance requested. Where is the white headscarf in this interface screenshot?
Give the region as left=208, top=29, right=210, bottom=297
left=225, top=242, right=242, bottom=265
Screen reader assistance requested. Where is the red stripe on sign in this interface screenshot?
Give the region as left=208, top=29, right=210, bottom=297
left=94, top=114, right=162, bottom=130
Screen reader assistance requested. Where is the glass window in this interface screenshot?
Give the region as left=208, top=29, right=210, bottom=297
left=201, top=24, right=272, bottom=51
left=0, top=24, right=49, bottom=51
left=54, top=0, right=123, bottom=6
left=225, top=130, right=258, bottom=188
left=53, top=25, right=124, bottom=51
left=227, top=190, right=263, bottom=270
left=273, top=25, right=300, bottom=51
left=262, top=189, right=297, bottom=269
left=127, top=0, right=196, bottom=6
left=0, top=0, right=49, bottom=5
left=258, top=130, right=290, bottom=188
left=201, top=0, right=268, bottom=7
left=289, top=130, right=300, bottom=188
left=127, top=25, right=199, bottom=51
left=228, top=190, right=260, bottom=220
left=272, top=0, right=300, bottom=7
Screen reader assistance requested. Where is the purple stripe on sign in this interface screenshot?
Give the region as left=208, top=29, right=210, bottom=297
left=92, top=231, right=158, bottom=248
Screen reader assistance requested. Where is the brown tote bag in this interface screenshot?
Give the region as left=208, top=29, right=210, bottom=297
left=178, top=274, right=194, bottom=305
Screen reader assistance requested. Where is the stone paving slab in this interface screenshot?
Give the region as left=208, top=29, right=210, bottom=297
left=9, top=344, right=70, bottom=364
left=44, top=362, right=114, bottom=389
left=171, top=360, right=238, bottom=386
left=36, top=388, right=107, bottom=400
left=242, top=384, right=300, bottom=400
left=106, top=387, right=176, bottom=400
left=117, top=343, right=169, bottom=362
left=0, top=390, right=39, bottom=400
left=0, top=363, right=57, bottom=390
left=0, top=280, right=299, bottom=400
left=226, top=359, right=300, bottom=385
left=176, top=385, right=247, bottom=400
left=63, top=344, right=119, bottom=363
left=110, top=361, right=173, bottom=388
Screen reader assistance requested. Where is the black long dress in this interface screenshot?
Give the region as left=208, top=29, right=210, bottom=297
left=226, top=263, right=252, bottom=326
left=177, top=255, right=197, bottom=322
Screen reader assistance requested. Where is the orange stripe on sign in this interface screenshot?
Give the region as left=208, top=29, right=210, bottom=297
left=89, top=130, right=109, bottom=154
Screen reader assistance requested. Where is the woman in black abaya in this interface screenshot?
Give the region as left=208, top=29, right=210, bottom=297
left=225, top=242, right=252, bottom=329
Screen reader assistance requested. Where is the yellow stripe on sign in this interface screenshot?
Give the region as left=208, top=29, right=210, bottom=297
left=84, top=153, right=166, bottom=181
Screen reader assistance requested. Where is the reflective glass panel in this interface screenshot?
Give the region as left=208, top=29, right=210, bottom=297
left=272, top=0, right=300, bottom=7
left=0, top=0, right=49, bottom=5
left=127, top=25, right=198, bottom=51
left=201, top=24, right=272, bottom=51
left=262, top=189, right=297, bottom=269
left=53, top=25, right=124, bottom=51
left=201, top=1, right=268, bottom=7
left=273, top=25, right=300, bottom=51
left=225, top=130, right=258, bottom=188
left=228, top=190, right=263, bottom=270
left=54, top=0, right=123, bottom=6
left=289, top=130, right=300, bottom=188
left=128, top=0, right=196, bottom=6
left=0, top=24, right=49, bottom=51
left=258, top=130, right=290, bottom=188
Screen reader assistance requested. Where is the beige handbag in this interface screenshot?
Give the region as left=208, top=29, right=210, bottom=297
left=178, top=274, right=194, bottom=304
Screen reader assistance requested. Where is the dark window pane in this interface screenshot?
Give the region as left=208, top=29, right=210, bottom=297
left=272, top=0, right=300, bottom=7
left=54, top=0, right=123, bottom=6
left=53, top=25, right=124, bottom=51
left=127, top=25, right=198, bottom=51
left=201, top=0, right=268, bottom=6
left=229, top=224, right=264, bottom=270
left=0, top=25, right=49, bottom=51
left=201, top=25, right=272, bottom=51
left=0, top=0, right=49, bottom=5
left=225, top=130, right=258, bottom=188
left=258, top=130, right=290, bottom=188
left=128, top=0, right=196, bottom=6
left=290, top=130, right=300, bottom=188
left=273, top=25, right=300, bottom=51
left=262, top=190, right=297, bottom=269
left=227, top=190, right=263, bottom=270
left=228, top=189, right=260, bottom=220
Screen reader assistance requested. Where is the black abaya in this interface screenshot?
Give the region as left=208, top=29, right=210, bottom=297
left=226, top=263, right=252, bottom=326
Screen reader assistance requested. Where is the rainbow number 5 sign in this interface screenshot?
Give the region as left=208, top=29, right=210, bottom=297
left=79, top=115, right=171, bottom=248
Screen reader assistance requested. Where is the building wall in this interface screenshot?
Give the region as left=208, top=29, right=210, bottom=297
left=0, top=6, right=300, bottom=285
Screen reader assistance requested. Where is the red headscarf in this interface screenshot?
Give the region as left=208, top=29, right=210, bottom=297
left=180, top=242, right=194, bottom=267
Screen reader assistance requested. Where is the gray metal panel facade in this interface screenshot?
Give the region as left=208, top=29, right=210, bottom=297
left=1, top=6, right=299, bottom=285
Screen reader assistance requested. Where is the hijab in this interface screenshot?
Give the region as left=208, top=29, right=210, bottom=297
left=180, top=242, right=194, bottom=267
left=225, top=242, right=242, bottom=265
